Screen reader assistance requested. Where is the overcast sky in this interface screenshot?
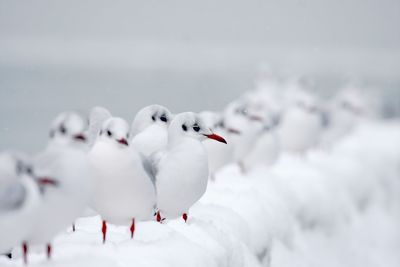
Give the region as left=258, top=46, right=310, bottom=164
left=0, top=0, right=399, bottom=48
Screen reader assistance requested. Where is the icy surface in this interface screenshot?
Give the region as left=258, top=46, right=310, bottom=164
left=1, top=120, right=399, bottom=267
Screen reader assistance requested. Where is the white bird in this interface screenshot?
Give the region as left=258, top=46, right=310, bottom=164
left=23, top=112, right=91, bottom=262
left=241, top=120, right=280, bottom=171
left=88, top=114, right=156, bottom=243
left=223, top=101, right=264, bottom=173
left=153, top=112, right=227, bottom=222
left=130, top=104, right=173, bottom=157
left=322, top=86, right=375, bottom=146
left=48, top=111, right=88, bottom=150
left=278, top=90, right=322, bottom=153
left=0, top=152, right=42, bottom=263
left=198, top=111, right=236, bottom=180
left=49, top=111, right=92, bottom=231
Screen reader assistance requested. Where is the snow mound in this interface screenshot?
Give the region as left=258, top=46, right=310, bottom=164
left=2, top=121, right=400, bottom=267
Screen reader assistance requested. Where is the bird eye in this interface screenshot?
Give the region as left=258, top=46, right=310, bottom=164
left=107, top=130, right=112, bottom=137
left=26, top=166, right=33, bottom=175
left=59, top=125, right=67, bottom=134
left=182, top=124, right=187, bottom=131
left=160, top=114, right=168, bottom=122
left=151, top=114, right=156, bottom=121
left=193, top=124, right=200, bottom=132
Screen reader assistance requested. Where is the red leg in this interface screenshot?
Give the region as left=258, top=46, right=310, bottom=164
left=22, top=242, right=28, bottom=265
left=156, top=211, right=162, bottom=223
left=182, top=213, right=188, bottom=223
left=130, top=218, right=135, bottom=239
left=46, top=244, right=52, bottom=260
left=102, top=220, right=107, bottom=244
left=72, top=223, right=76, bottom=232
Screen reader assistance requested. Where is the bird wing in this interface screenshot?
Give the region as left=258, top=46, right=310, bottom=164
left=140, top=149, right=166, bottom=186
left=139, top=153, right=157, bottom=186
left=88, top=107, right=112, bottom=147
left=0, top=181, right=27, bottom=213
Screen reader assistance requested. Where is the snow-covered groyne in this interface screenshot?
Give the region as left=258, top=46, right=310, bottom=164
left=2, top=121, right=399, bottom=267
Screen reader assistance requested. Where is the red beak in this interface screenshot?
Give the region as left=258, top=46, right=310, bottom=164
left=204, top=133, right=227, bottom=144
left=74, top=134, right=86, bottom=142
left=37, top=177, right=59, bottom=187
left=117, top=138, right=129, bottom=146
left=227, top=128, right=241, bottom=135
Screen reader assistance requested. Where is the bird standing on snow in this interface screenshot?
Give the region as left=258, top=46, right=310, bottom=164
left=88, top=115, right=156, bottom=243
left=130, top=104, right=173, bottom=157
left=23, top=112, right=91, bottom=262
left=153, top=112, right=227, bottom=223
left=241, top=119, right=280, bottom=171
left=0, top=152, right=43, bottom=263
left=278, top=93, right=322, bottom=154
left=223, top=101, right=264, bottom=173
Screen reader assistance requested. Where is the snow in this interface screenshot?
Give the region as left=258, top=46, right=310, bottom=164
left=1, top=120, right=400, bottom=267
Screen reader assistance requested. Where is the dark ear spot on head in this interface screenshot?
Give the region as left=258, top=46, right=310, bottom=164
left=99, top=130, right=103, bottom=135
left=49, top=130, right=55, bottom=138
left=151, top=114, right=156, bottom=121
left=59, top=124, right=67, bottom=134
left=182, top=124, right=187, bottom=131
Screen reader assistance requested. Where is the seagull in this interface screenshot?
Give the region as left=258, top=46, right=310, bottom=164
left=0, top=152, right=59, bottom=264
left=241, top=118, right=280, bottom=171
left=88, top=114, right=156, bottom=243
left=48, top=111, right=88, bottom=150
left=0, top=152, right=42, bottom=262
left=322, top=86, right=372, bottom=146
left=198, top=111, right=236, bottom=180
left=278, top=91, right=322, bottom=153
left=130, top=104, right=173, bottom=157
left=152, top=112, right=227, bottom=223
left=22, top=112, right=91, bottom=262
left=223, top=101, right=264, bottom=173
left=48, top=111, right=91, bottom=231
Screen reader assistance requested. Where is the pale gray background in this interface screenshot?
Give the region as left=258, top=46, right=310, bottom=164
left=1, top=0, right=399, bottom=152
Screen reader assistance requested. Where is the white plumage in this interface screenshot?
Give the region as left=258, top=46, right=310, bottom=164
left=88, top=113, right=156, bottom=241
left=24, top=112, right=91, bottom=260
left=154, top=112, right=227, bottom=221
left=130, top=104, right=173, bottom=157
left=0, top=153, right=41, bottom=255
